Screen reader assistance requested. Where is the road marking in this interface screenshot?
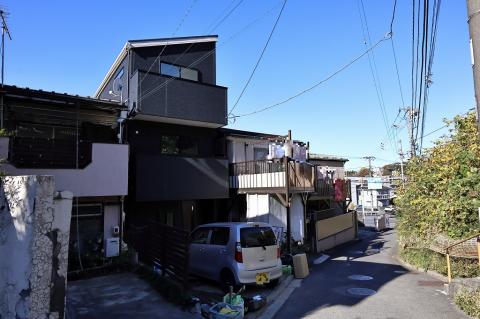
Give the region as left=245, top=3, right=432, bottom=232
left=348, top=275, right=373, bottom=281
left=313, top=254, right=330, bottom=265
left=347, top=288, right=377, bottom=297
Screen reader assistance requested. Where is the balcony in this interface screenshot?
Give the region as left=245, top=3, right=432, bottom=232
left=229, top=159, right=315, bottom=193
left=129, top=69, right=228, bottom=128
left=313, top=178, right=351, bottom=200
left=0, top=137, right=129, bottom=197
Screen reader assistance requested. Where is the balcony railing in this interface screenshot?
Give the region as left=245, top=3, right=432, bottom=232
left=129, top=69, right=228, bottom=127
left=315, top=179, right=335, bottom=198
left=8, top=136, right=92, bottom=168
left=314, top=178, right=351, bottom=200
left=229, top=159, right=315, bottom=192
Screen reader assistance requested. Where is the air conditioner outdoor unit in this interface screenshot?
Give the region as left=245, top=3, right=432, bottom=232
left=105, top=237, right=120, bottom=258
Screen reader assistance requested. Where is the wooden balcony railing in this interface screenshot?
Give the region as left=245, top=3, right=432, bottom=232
left=229, top=159, right=315, bottom=191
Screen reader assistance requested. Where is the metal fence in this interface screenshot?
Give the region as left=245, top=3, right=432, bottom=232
left=129, top=223, right=190, bottom=288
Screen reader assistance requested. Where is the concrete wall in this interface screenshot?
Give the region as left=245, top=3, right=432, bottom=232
left=315, top=212, right=356, bottom=253
left=0, top=139, right=129, bottom=198
left=245, top=194, right=305, bottom=242
left=0, top=176, right=73, bottom=319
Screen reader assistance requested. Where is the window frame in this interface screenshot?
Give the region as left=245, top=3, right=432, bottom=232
left=191, top=227, right=211, bottom=245
left=159, top=62, right=200, bottom=82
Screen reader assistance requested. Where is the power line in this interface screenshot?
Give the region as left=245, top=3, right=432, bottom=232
left=138, top=1, right=284, bottom=103
left=228, top=0, right=288, bottom=116
left=419, top=0, right=442, bottom=151
left=357, top=0, right=395, bottom=154
left=208, top=0, right=245, bottom=33
left=170, top=0, right=246, bottom=67
left=139, top=0, right=199, bottom=84
left=228, top=34, right=391, bottom=119
left=420, top=108, right=474, bottom=140
left=390, top=39, right=406, bottom=107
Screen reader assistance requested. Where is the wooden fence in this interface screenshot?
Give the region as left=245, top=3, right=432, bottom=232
left=129, top=223, right=190, bottom=289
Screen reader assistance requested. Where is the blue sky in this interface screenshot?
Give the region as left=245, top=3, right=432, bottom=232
left=4, top=0, right=475, bottom=169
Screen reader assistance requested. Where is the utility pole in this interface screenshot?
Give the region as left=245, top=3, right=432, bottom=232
left=0, top=9, right=11, bottom=129
left=402, top=107, right=418, bottom=158
left=362, top=156, right=376, bottom=211
left=398, top=140, right=406, bottom=187
left=363, top=156, right=376, bottom=177
left=467, top=0, right=480, bottom=137
left=0, top=10, right=11, bottom=86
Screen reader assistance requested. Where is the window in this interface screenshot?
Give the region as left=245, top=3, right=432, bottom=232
left=240, top=227, right=276, bottom=248
left=180, top=67, right=199, bottom=81
left=161, top=135, right=179, bottom=155
left=160, top=135, right=198, bottom=156
left=115, top=67, right=124, bottom=79
left=191, top=227, right=210, bottom=244
left=254, top=148, right=269, bottom=160
left=160, top=62, right=199, bottom=82
left=211, top=227, right=230, bottom=245
left=160, top=63, right=180, bottom=78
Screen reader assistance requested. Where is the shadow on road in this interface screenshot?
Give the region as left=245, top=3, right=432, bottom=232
left=276, top=230, right=412, bottom=318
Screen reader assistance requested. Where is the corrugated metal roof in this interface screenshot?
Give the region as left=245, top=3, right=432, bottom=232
left=309, top=153, right=349, bottom=162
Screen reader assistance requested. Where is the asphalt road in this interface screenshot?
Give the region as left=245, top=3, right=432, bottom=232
left=274, top=225, right=468, bottom=319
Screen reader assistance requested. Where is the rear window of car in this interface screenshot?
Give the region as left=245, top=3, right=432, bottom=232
left=240, top=227, right=276, bottom=248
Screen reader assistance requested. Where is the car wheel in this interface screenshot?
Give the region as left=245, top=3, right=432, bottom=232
left=266, top=278, right=279, bottom=288
left=220, top=269, right=239, bottom=292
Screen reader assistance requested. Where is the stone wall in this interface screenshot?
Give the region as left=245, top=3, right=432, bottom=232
left=0, top=176, right=73, bottom=319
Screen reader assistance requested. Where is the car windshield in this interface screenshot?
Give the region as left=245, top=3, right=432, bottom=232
left=240, top=227, right=276, bottom=248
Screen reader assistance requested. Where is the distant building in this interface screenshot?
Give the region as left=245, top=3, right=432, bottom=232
left=349, top=176, right=399, bottom=210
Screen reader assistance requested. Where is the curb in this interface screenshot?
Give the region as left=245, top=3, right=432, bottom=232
left=255, top=278, right=302, bottom=319
left=245, top=275, right=296, bottom=319
left=394, top=255, right=449, bottom=282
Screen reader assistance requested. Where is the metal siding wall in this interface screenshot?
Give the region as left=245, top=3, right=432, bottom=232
left=132, top=42, right=216, bottom=85
left=135, top=155, right=229, bottom=201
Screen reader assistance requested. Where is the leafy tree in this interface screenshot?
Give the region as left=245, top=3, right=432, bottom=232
left=382, top=162, right=401, bottom=176
left=346, top=170, right=358, bottom=177
left=396, top=112, right=480, bottom=243
left=356, top=167, right=371, bottom=177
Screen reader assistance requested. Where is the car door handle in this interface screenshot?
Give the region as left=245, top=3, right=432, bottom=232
left=220, top=249, right=227, bottom=254
left=199, top=248, right=206, bottom=252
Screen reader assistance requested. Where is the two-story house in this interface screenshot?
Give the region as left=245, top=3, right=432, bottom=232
left=0, top=85, right=129, bottom=271
left=224, top=128, right=316, bottom=249
left=94, top=35, right=231, bottom=237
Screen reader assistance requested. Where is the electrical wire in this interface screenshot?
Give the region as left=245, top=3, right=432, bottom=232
left=357, top=0, right=395, bottom=155
left=390, top=39, right=405, bottom=107
left=138, top=1, right=284, bottom=103
left=228, top=0, right=288, bottom=116
left=139, top=0, right=198, bottom=84
left=228, top=34, right=391, bottom=119
left=419, top=0, right=441, bottom=151
left=170, top=0, right=245, bottom=67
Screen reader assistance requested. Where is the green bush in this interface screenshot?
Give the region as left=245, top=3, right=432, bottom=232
left=396, top=113, right=480, bottom=243
left=400, top=247, right=480, bottom=278
left=455, top=289, right=480, bottom=319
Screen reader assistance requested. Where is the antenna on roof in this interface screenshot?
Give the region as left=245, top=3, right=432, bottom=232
left=0, top=8, right=12, bottom=87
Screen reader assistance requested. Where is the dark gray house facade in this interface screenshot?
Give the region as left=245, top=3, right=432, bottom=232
left=95, top=35, right=230, bottom=233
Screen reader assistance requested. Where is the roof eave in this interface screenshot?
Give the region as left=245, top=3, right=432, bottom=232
left=94, top=35, right=218, bottom=99
left=94, top=43, right=129, bottom=99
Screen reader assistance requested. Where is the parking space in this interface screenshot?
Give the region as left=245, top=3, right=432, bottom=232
left=66, top=273, right=196, bottom=319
